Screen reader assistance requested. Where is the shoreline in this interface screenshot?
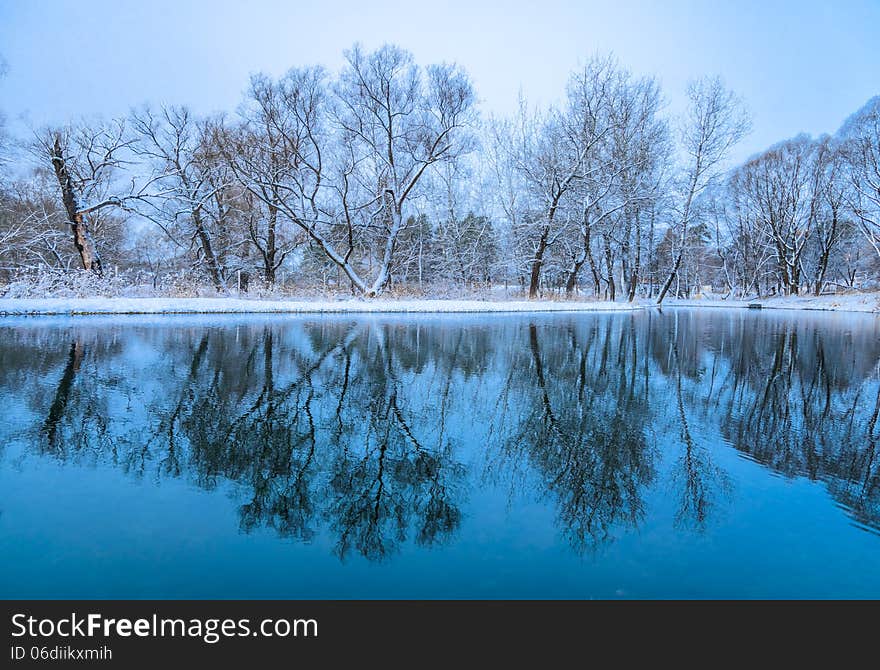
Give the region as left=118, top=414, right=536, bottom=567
left=0, top=295, right=877, bottom=316
left=0, top=297, right=647, bottom=316
left=667, top=295, right=880, bottom=314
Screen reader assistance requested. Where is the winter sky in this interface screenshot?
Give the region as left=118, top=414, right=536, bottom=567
left=1, top=0, right=878, bottom=162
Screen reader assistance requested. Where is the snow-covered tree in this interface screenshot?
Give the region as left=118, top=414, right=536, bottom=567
left=131, top=106, right=241, bottom=290
left=656, top=77, right=749, bottom=304
left=221, top=44, right=476, bottom=297
left=33, top=119, right=139, bottom=275
left=840, top=97, right=880, bottom=259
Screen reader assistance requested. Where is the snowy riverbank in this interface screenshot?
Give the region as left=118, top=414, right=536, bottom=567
left=0, top=294, right=877, bottom=316
left=0, top=297, right=649, bottom=316
left=666, top=293, right=880, bottom=314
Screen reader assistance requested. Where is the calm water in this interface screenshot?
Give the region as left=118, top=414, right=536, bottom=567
left=0, top=308, right=878, bottom=598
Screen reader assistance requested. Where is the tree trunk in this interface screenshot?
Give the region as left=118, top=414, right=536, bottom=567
left=191, top=207, right=224, bottom=291
left=265, top=203, right=278, bottom=284
left=627, top=218, right=642, bottom=302
left=367, top=193, right=404, bottom=296
left=814, top=244, right=831, bottom=296
left=565, top=258, right=584, bottom=295
left=657, top=244, right=684, bottom=305
left=658, top=170, right=699, bottom=305
left=788, top=259, right=799, bottom=296
left=603, top=234, right=615, bottom=302
left=771, top=234, right=792, bottom=296
left=70, top=213, right=103, bottom=276
left=50, top=135, right=103, bottom=276
left=529, top=227, right=550, bottom=299
left=583, top=222, right=601, bottom=297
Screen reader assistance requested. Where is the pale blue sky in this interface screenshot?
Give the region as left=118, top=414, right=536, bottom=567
left=1, top=0, right=878, bottom=161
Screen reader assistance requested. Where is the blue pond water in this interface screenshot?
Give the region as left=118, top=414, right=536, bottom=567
left=0, top=308, right=878, bottom=598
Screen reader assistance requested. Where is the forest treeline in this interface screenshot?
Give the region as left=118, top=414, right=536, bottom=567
left=0, top=44, right=878, bottom=300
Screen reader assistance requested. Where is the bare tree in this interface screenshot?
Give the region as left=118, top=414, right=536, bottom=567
left=496, top=96, right=596, bottom=298
left=494, top=58, right=622, bottom=300
left=841, top=97, right=880, bottom=259
left=565, top=68, right=668, bottom=301
left=33, top=120, right=137, bottom=275
left=709, top=181, right=773, bottom=297
left=223, top=44, right=476, bottom=296
left=733, top=136, right=815, bottom=296
left=493, top=58, right=667, bottom=300
left=807, top=136, right=848, bottom=295
left=332, top=44, right=477, bottom=294
left=131, top=106, right=233, bottom=290
left=656, top=77, right=749, bottom=304
left=712, top=134, right=859, bottom=298
left=224, top=75, right=310, bottom=284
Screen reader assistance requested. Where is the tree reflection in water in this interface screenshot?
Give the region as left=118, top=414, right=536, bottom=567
left=491, top=320, right=657, bottom=552
left=1, top=309, right=878, bottom=561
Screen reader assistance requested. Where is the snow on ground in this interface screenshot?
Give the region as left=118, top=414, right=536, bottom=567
left=0, top=297, right=648, bottom=316
left=667, top=293, right=880, bottom=314
left=0, top=293, right=877, bottom=316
